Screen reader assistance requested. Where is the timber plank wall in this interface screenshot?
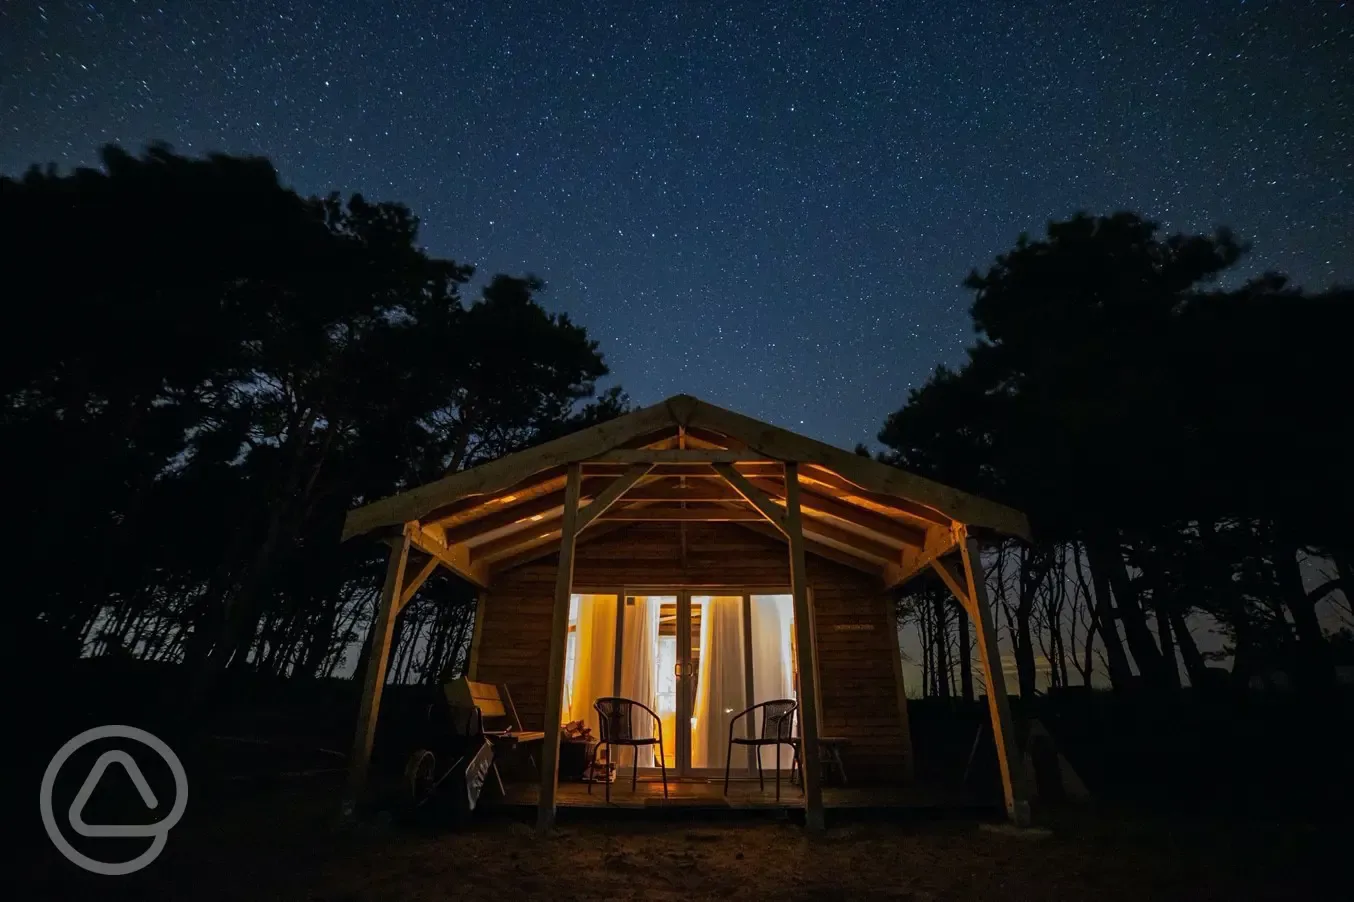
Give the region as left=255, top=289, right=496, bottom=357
left=472, top=521, right=910, bottom=783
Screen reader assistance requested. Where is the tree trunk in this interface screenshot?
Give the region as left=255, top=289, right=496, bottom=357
left=1012, top=545, right=1049, bottom=699
left=1086, top=534, right=1166, bottom=687
left=1273, top=538, right=1333, bottom=690
left=1168, top=608, right=1209, bottom=688
left=957, top=604, right=974, bottom=703
left=932, top=593, right=951, bottom=700
left=1155, top=606, right=1181, bottom=689
left=1075, top=541, right=1133, bottom=687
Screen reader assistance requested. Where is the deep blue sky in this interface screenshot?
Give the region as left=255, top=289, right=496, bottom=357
left=3, top=0, right=1351, bottom=448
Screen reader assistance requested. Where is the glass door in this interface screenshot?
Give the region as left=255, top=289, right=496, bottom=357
left=564, top=590, right=798, bottom=782
left=688, top=593, right=798, bottom=779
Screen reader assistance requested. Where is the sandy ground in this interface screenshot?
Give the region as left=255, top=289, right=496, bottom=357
left=25, top=779, right=1339, bottom=901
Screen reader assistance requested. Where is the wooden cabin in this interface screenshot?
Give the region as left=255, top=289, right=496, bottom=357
left=341, top=394, right=1032, bottom=829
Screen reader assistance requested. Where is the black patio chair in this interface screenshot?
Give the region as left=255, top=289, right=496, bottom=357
left=723, top=698, right=801, bottom=801
left=589, top=697, right=669, bottom=803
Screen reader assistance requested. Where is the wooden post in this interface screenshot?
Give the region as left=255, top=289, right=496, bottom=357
left=537, top=463, right=583, bottom=831
left=344, top=528, right=411, bottom=810
left=784, top=462, right=826, bottom=832
left=959, top=535, right=1030, bottom=826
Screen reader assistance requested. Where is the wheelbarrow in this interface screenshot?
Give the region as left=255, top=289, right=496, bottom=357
left=403, top=699, right=496, bottom=824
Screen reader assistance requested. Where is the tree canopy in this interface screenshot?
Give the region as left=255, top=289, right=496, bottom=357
left=2, top=144, right=625, bottom=683
left=880, top=212, right=1352, bottom=695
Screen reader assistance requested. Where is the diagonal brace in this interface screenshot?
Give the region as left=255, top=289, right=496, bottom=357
left=576, top=463, right=652, bottom=531
left=712, top=462, right=788, bottom=535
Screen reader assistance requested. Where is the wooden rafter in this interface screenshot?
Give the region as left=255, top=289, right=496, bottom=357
left=887, top=526, right=960, bottom=588
left=582, top=461, right=784, bottom=478
left=409, top=525, right=489, bottom=588
left=736, top=521, right=885, bottom=578
left=796, top=465, right=953, bottom=529
left=342, top=400, right=680, bottom=540
left=712, top=462, right=789, bottom=534
left=599, top=504, right=764, bottom=521
left=743, top=477, right=928, bottom=547
left=442, top=491, right=575, bottom=545
left=344, top=394, right=1031, bottom=575
left=683, top=399, right=1028, bottom=538
left=470, top=516, right=570, bottom=564
left=589, top=449, right=769, bottom=464
left=484, top=519, right=635, bottom=576
left=621, top=483, right=741, bottom=502
left=424, top=468, right=569, bottom=528
left=575, top=464, right=652, bottom=530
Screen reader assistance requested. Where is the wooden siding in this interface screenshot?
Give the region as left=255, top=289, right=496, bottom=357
left=472, top=521, right=910, bottom=784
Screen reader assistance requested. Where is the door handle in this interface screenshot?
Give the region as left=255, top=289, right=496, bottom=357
left=675, top=662, right=688, bottom=677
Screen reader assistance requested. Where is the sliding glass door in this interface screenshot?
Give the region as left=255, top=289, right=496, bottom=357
left=563, top=590, right=797, bottom=781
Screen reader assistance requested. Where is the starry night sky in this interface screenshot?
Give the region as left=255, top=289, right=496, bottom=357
left=3, top=0, right=1351, bottom=449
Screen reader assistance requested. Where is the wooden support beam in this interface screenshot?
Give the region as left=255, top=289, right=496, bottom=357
left=887, top=526, right=959, bottom=588
left=470, top=497, right=662, bottom=567
left=441, top=490, right=577, bottom=544
left=588, top=449, right=770, bottom=464
left=621, top=483, right=742, bottom=502
left=485, top=519, right=634, bottom=576
left=796, top=465, right=956, bottom=529
left=471, top=517, right=568, bottom=564
left=712, top=462, right=789, bottom=534
left=345, top=529, right=411, bottom=808
left=581, top=461, right=784, bottom=478
left=784, top=462, right=825, bottom=832
left=929, top=556, right=972, bottom=616
left=598, top=504, right=764, bottom=521
left=575, top=464, right=651, bottom=530
left=538, top=463, right=582, bottom=831
left=745, top=477, right=928, bottom=547
left=397, top=556, right=439, bottom=612
left=957, top=534, right=1029, bottom=826
left=409, top=526, right=489, bottom=588
left=424, top=469, right=569, bottom=529
left=735, top=521, right=886, bottom=579
left=343, top=400, right=680, bottom=539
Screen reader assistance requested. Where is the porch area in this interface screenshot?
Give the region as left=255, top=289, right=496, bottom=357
left=500, top=779, right=958, bottom=811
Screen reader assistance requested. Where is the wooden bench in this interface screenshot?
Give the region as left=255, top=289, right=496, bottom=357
left=443, top=678, right=545, bottom=793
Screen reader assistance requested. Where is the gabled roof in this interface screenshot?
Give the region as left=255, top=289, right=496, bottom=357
left=341, top=394, right=1030, bottom=588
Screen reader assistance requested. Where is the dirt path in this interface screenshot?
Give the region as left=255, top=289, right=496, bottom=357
left=25, top=783, right=1336, bottom=901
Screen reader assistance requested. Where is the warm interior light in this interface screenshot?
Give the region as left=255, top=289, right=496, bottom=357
left=529, top=514, right=544, bottom=521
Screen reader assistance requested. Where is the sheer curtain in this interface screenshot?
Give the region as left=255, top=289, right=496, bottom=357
left=617, top=595, right=660, bottom=765
left=750, top=594, right=796, bottom=769
left=691, top=596, right=747, bottom=769
left=564, top=594, right=617, bottom=735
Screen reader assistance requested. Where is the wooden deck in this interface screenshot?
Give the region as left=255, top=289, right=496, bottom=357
left=501, top=779, right=957, bottom=811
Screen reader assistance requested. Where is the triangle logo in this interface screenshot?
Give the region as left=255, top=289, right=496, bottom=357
left=68, top=751, right=163, bottom=838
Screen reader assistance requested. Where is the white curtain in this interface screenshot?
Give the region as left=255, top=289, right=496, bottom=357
left=617, top=596, right=660, bottom=766
left=564, top=594, right=617, bottom=736
left=691, top=596, right=747, bottom=769
left=750, top=594, right=797, bottom=769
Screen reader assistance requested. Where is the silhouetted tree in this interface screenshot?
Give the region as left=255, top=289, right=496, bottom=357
left=880, top=212, right=1353, bottom=695
left=2, top=145, right=627, bottom=689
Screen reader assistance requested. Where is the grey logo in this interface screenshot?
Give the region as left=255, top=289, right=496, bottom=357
left=40, top=725, right=189, bottom=876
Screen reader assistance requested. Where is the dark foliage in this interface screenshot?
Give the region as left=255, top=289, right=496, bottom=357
left=2, top=145, right=627, bottom=689
left=881, top=213, right=1353, bottom=695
